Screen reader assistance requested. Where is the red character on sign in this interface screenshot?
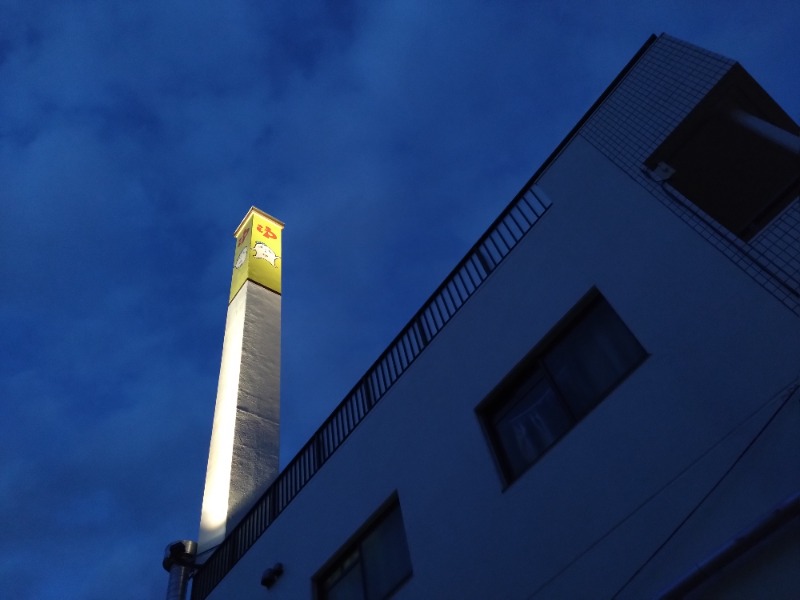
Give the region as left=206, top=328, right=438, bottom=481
left=237, top=227, right=251, bottom=247
left=256, top=224, right=277, bottom=239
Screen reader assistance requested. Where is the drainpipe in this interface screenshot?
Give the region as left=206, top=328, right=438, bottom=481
left=163, top=540, right=197, bottom=600
left=658, top=492, right=800, bottom=599
left=729, top=109, right=800, bottom=155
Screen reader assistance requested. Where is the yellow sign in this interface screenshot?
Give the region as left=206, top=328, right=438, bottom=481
left=229, top=207, right=284, bottom=301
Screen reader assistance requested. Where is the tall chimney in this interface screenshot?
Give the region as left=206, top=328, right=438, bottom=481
left=198, top=207, right=284, bottom=551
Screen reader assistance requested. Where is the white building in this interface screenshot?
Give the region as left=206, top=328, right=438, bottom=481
left=176, top=34, right=800, bottom=599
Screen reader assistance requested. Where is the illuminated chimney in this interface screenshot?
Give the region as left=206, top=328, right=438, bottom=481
left=198, top=207, right=284, bottom=551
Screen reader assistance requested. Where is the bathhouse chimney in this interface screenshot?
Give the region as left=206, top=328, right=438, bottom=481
left=198, top=207, right=284, bottom=551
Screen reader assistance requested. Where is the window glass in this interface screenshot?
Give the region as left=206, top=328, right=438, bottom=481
left=481, top=293, right=645, bottom=483
left=492, top=373, right=573, bottom=478
left=544, top=299, right=646, bottom=418
left=317, top=500, right=412, bottom=600
left=362, top=506, right=413, bottom=599
left=323, top=552, right=364, bottom=600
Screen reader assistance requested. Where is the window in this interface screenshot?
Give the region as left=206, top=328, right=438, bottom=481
left=478, top=292, right=646, bottom=483
left=316, top=498, right=412, bottom=600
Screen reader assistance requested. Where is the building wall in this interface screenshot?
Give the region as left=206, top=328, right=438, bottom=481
left=205, top=131, right=800, bottom=598
left=582, top=34, right=800, bottom=316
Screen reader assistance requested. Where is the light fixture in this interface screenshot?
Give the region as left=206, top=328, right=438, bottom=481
left=261, top=563, right=284, bottom=589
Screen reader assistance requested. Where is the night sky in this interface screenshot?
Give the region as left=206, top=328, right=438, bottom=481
left=2, top=2, right=799, bottom=598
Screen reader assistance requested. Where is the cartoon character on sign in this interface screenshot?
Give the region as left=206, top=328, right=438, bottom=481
left=253, top=241, right=280, bottom=267
left=234, top=247, right=248, bottom=269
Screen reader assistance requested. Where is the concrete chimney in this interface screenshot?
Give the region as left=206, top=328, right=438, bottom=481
left=198, top=207, right=284, bottom=551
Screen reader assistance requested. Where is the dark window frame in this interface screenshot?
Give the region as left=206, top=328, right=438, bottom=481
left=314, top=494, right=412, bottom=600
left=476, top=289, right=647, bottom=486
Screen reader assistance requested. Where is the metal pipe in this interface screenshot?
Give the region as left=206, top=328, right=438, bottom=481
left=730, top=109, right=800, bottom=155
left=163, top=540, right=198, bottom=600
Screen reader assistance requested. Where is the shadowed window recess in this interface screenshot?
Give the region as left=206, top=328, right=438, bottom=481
left=645, top=64, right=800, bottom=241
left=479, top=292, right=647, bottom=483
left=316, top=498, right=412, bottom=600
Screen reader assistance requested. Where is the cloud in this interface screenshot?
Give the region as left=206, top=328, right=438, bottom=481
left=1, top=0, right=798, bottom=597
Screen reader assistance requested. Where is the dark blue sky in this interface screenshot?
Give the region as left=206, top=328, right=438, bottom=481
left=2, top=1, right=799, bottom=598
